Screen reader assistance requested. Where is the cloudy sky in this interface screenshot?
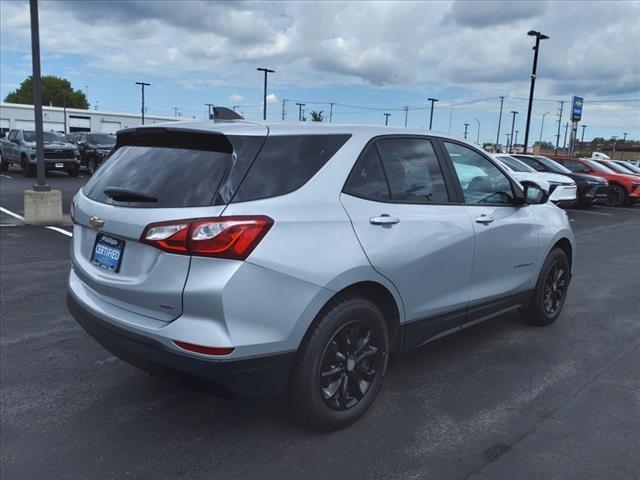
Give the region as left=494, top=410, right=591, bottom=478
left=1, top=0, right=639, bottom=142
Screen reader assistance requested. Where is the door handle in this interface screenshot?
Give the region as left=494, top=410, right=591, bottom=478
left=370, top=214, right=400, bottom=226
left=474, top=214, right=494, bottom=224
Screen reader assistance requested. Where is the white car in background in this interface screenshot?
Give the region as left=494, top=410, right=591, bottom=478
left=494, top=154, right=577, bottom=207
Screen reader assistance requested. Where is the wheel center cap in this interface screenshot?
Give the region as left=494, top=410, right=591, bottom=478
left=346, top=358, right=355, bottom=372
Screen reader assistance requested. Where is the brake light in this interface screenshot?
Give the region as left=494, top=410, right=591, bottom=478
left=174, top=341, right=234, bottom=356
left=140, top=216, right=273, bottom=260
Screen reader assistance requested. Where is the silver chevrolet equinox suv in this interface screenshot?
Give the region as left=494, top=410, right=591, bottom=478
left=68, top=121, right=575, bottom=430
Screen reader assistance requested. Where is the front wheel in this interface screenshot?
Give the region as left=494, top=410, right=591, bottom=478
left=287, top=296, right=389, bottom=431
left=606, top=184, right=627, bottom=207
left=0, top=159, right=7, bottom=172
left=521, top=248, right=570, bottom=326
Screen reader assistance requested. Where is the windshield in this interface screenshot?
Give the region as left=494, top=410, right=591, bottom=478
left=87, top=134, right=116, bottom=145
left=532, top=156, right=573, bottom=174
left=616, top=161, right=640, bottom=173
left=23, top=131, right=65, bottom=142
left=496, top=155, right=535, bottom=172
left=601, top=160, right=637, bottom=174
left=585, top=159, right=616, bottom=173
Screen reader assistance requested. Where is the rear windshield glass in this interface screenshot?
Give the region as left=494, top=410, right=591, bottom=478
left=231, top=134, right=351, bottom=202
left=87, top=134, right=116, bottom=145
left=83, top=145, right=231, bottom=208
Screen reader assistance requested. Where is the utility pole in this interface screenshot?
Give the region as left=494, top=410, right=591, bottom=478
left=562, top=122, right=569, bottom=153
left=621, top=132, right=628, bottom=160
left=135, top=81, right=150, bottom=125
left=464, top=123, right=469, bottom=139
left=205, top=103, right=214, bottom=119
left=473, top=118, right=480, bottom=144
left=506, top=133, right=511, bottom=149
left=384, top=113, right=391, bottom=126
left=555, top=101, right=564, bottom=155
left=329, top=102, right=334, bottom=123
left=514, top=130, right=519, bottom=150
left=611, top=136, right=618, bottom=155
left=403, top=106, right=409, bottom=127
left=539, top=111, right=550, bottom=145
left=257, top=67, right=275, bottom=120
left=580, top=124, right=587, bottom=155
left=296, top=102, right=305, bottom=121
left=173, top=107, right=179, bottom=117
left=496, top=96, right=505, bottom=148
left=524, top=31, right=549, bottom=153
left=281, top=99, right=288, bottom=121
left=232, top=105, right=239, bottom=112
left=509, top=111, right=519, bottom=152
left=427, top=98, right=438, bottom=130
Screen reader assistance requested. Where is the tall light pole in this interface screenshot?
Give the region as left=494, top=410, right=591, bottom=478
left=427, top=98, right=438, bottom=130
left=473, top=118, right=480, bottom=144
left=384, top=113, right=391, bottom=126
left=514, top=130, right=519, bottom=150
left=506, top=133, right=511, bottom=149
left=403, top=106, right=409, bottom=127
left=205, top=103, right=214, bottom=119
left=555, top=101, right=564, bottom=155
left=523, top=30, right=549, bottom=153
left=464, top=123, right=469, bottom=139
left=329, top=102, right=334, bottom=123
left=257, top=67, right=275, bottom=120
left=296, top=102, right=305, bottom=121
left=135, top=81, right=150, bottom=124
left=580, top=125, right=587, bottom=155
left=611, top=136, right=618, bottom=155
left=496, top=96, right=505, bottom=148
left=562, top=122, right=569, bottom=153
left=621, top=132, right=628, bottom=160
left=509, top=111, right=518, bottom=152
left=29, top=0, right=47, bottom=190
left=539, top=111, right=550, bottom=145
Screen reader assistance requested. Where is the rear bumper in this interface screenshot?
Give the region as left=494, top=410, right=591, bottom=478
left=67, top=293, right=295, bottom=398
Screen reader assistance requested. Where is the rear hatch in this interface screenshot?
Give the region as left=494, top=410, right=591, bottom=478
left=71, top=124, right=267, bottom=321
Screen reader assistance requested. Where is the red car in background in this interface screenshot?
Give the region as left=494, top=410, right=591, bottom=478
left=550, top=156, right=640, bottom=207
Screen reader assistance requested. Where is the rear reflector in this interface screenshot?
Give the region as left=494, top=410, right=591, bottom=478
left=140, top=216, right=273, bottom=260
left=174, top=341, right=234, bottom=356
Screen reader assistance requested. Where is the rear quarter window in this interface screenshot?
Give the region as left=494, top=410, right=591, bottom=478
left=231, top=134, right=351, bottom=202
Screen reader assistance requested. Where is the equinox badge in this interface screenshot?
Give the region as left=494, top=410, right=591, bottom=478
left=89, top=216, right=104, bottom=229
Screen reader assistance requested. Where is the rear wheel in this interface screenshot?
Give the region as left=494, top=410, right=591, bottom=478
left=0, top=158, right=7, bottom=172
left=288, top=296, right=389, bottom=431
left=87, top=159, right=96, bottom=175
left=521, top=248, right=570, bottom=326
left=21, top=155, right=35, bottom=177
left=606, top=184, right=627, bottom=207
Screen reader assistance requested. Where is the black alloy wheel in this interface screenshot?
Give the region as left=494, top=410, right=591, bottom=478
left=606, top=184, right=627, bottom=207
left=319, top=321, right=383, bottom=411
left=542, top=262, right=567, bottom=316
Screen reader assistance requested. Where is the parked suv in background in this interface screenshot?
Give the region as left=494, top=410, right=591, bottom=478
left=591, top=158, right=640, bottom=179
left=552, top=156, right=640, bottom=206
left=493, top=154, right=576, bottom=207
left=67, top=132, right=116, bottom=174
left=67, top=122, right=575, bottom=430
left=1, top=129, right=80, bottom=176
left=513, top=154, right=610, bottom=207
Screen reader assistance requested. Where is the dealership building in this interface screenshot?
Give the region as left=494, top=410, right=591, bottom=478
left=0, top=102, right=178, bottom=136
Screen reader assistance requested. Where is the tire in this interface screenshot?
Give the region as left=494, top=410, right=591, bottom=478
left=87, top=159, right=96, bottom=175
left=68, top=167, right=80, bottom=177
left=521, top=248, right=570, bottom=326
left=606, top=184, right=627, bottom=207
left=21, top=155, right=35, bottom=177
left=0, top=159, right=7, bottom=172
left=287, top=296, right=389, bottom=431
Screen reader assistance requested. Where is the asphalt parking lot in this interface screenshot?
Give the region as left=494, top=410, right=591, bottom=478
left=1, top=170, right=639, bottom=480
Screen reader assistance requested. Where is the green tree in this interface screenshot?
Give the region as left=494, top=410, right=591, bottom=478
left=309, top=110, right=325, bottom=122
left=4, top=76, right=89, bottom=109
left=533, top=140, right=554, bottom=149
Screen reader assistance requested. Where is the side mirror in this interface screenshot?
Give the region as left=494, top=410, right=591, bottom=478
left=524, top=184, right=548, bottom=204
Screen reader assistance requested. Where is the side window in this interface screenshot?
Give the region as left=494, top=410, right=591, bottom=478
left=444, top=142, right=514, bottom=205
left=232, top=134, right=351, bottom=202
left=563, top=159, right=589, bottom=173
left=377, top=138, right=449, bottom=203
left=343, top=146, right=390, bottom=201
left=518, top=157, right=545, bottom=171
left=8, top=130, right=16, bottom=141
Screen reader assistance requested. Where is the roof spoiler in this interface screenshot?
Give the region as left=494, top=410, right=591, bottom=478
left=212, top=107, right=243, bottom=121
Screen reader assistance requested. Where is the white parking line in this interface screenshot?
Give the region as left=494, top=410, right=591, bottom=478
left=0, top=224, right=18, bottom=227
left=0, top=205, right=73, bottom=237
left=1, top=174, right=13, bottom=179
left=0, top=206, right=24, bottom=220
left=566, top=209, right=613, bottom=216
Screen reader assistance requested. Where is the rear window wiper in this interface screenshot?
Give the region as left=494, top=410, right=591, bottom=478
left=103, top=187, right=158, bottom=203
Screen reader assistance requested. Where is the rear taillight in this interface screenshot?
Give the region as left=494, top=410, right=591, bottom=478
left=140, top=216, right=273, bottom=260
left=174, top=341, right=234, bottom=356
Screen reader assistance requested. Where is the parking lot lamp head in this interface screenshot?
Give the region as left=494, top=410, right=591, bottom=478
left=427, top=98, right=438, bottom=130
left=524, top=30, right=549, bottom=153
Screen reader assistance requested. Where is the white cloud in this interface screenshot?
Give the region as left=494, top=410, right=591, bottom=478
left=229, top=94, right=244, bottom=102
left=266, top=93, right=278, bottom=104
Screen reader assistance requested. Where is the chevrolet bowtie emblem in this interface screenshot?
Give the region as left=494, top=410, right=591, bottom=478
left=89, top=216, right=104, bottom=229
